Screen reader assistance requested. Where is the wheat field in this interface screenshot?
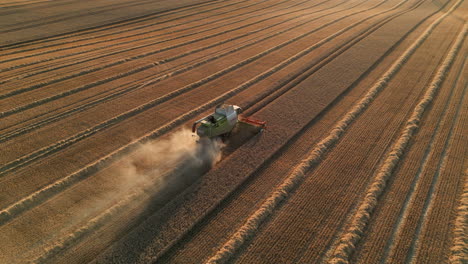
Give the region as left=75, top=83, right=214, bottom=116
left=0, top=0, right=466, bottom=263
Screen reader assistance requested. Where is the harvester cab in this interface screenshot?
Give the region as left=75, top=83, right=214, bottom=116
left=192, top=104, right=266, bottom=140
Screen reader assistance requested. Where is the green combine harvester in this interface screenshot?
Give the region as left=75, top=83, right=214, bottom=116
left=192, top=104, right=266, bottom=140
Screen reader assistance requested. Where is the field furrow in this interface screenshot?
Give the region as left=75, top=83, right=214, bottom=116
left=0, top=0, right=280, bottom=64
left=350, top=38, right=467, bottom=264
left=0, top=0, right=338, bottom=105
left=0, top=0, right=239, bottom=53
left=223, top=0, right=464, bottom=262
left=1, top=0, right=465, bottom=263
left=91, top=0, right=458, bottom=262
left=0, top=0, right=392, bottom=192
left=0, top=0, right=217, bottom=46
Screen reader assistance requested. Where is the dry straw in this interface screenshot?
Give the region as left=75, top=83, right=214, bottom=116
left=327, top=21, right=467, bottom=264
left=0, top=0, right=385, bottom=227
left=449, top=169, right=468, bottom=264
left=0, top=0, right=323, bottom=101
left=29, top=130, right=223, bottom=263
left=0, top=0, right=352, bottom=142
left=205, top=1, right=464, bottom=263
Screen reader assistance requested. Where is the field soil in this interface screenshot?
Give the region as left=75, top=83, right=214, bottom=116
left=0, top=0, right=466, bottom=263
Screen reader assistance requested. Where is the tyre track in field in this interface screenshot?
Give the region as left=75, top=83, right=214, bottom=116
left=0, top=0, right=276, bottom=62
left=0, top=0, right=262, bottom=61
left=0, top=0, right=370, bottom=181
left=379, top=52, right=467, bottom=263
left=157, top=0, right=436, bottom=258
left=204, top=2, right=462, bottom=263
left=327, top=20, right=466, bottom=264
left=405, top=72, right=468, bottom=263
left=0, top=0, right=323, bottom=93
left=239, top=0, right=423, bottom=117
left=29, top=191, right=143, bottom=263
left=0, top=0, right=194, bottom=35
left=92, top=0, right=447, bottom=261
left=0, top=0, right=351, bottom=124
left=0, top=0, right=278, bottom=87
left=0, top=0, right=75, bottom=9
left=5, top=0, right=433, bottom=261
left=0, top=0, right=285, bottom=85
left=0, top=0, right=53, bottom=9
left=450, top=169, right=468, bottom=264
left=0, top=0, right=354, bottom=142
left=0, top=0, right=308, bottom=86
left=0, top=0, right=308, bottom=74
left=0, top=0, right=406, bottom=231
left=0, top=0, right=224, bottom=50
left=0, top=0, right=330, bottom=101
left=0, top=0, right=350, bottom=132
left=0, top=0, right=104, bottom=16
left=1, top=0, right=152, bottom=31
left=0, top=0, right=392, bottom=177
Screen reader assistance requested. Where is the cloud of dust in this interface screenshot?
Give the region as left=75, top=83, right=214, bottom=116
left=68, top=129, right=224, bottom=232
left=31, top=129, right=224, bottom=263
left=118, top=128, right=224, bottom=193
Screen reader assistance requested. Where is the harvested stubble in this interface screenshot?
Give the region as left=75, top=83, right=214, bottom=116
left=205, top=2, right=463, bottom=263
left=97, top=0, right=456, bottom=262
left=327, top=21, right=467, bottom=264
left=0, top=0, right=387, bottom=220
left=348, top=23, right=468, bottom=264
left=0, top=0, right=465, bottom=263
left=0, top=0, right=219, bottom=47
left=450, top=169, right=468, bottom=264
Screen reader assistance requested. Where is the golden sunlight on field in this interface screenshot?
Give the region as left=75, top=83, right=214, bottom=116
left=0, top=0, right=466, bottom=263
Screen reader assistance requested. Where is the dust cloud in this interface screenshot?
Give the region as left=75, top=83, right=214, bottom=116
left=118, top=129, right=224, bottom=193
left=72, top=129, right=224, bottom=228
left=26, top=129, right=224, bottom=263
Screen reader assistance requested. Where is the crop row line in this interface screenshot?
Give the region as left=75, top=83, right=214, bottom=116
left=28, top=151, right=200, bottom=263
left=0, top=0, right=327, bottom=98
left=0, top=0, right=352, bottom=118
left=25, top=1, right=446, bottom=262
left=242, top=0, right=418, bottom=117
left=0, top=0, right=369, bottom=177
left=0, top=0, right=316, bottom=80
left=0, top=0, right=228, bottom=50
left=0, top=0, right=238, bottom=52
left=19, top=20, right=374, bottom=259
left=450, top=169, right=468, bottom=264
left=0, top=0, right=52, bottom=9
left=0, top=0, right=153, bottom=32
left=7, top=0, right=432, bottom=260
left=0, top=0, right=109, bottom=16
left=204, top=0, right=459, bottom=262
left=381, top=49, right=467, bottom=263
left=405, top=68, right=468, bottom=263
left=0, top=0, right=306, bottom=85
left=0, top=0, right=386, bottom=230
left=327, top=18, right=466, bottom=264
left=0, top=0, right=264, bottom=60
left=0, top=0, right=176, bottom=35
left=0, top=0, right=290, bottom=72
left=146, top=0, right=454, bottom=260
left=30, top=190, right=142, bottom=263
left=0, top=0, right=353, bottom=141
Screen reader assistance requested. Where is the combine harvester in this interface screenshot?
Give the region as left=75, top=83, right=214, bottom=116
left=192, top=104, right=266, bottom=145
